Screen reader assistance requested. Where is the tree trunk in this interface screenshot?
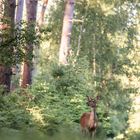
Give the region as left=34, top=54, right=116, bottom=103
left=20, top=0, right=38, bottom=88
left=0, top=65, right=12, bottom=92
left=15, top=0, right=24, bottom=24
left=4, top=0, right=16, bottom=26
left=38, top=0, right=48, bottom=26
left=59, top=0, right=75, bottom=65
left=0, top=0, right=3, bottom=19
left=0, top=0, right=16, bottom=92
left=10, top=0, right=24, bottom=91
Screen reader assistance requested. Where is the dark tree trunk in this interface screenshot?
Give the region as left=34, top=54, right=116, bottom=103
left=4, top=0, right=16, bottom=26
left=0, top=65, right=12, bottom=92
left=0, top=0, right=16, bottom=92
left=20, top=61, right=32, bottom=88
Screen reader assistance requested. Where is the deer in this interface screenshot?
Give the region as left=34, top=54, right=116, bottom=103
left=80, top=96, right=99, bottom=138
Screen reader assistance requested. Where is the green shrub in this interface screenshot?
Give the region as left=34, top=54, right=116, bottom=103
left=31, top=58, right=131, bottom=138
left=0, top=89, right=36, bottom=130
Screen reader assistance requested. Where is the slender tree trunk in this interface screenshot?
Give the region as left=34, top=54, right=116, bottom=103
left=59, top=0, right=75, bottom=65
left=20, top=0, right=38, bottom=88
left=0, top=0, right=16, bottom=92
left=10, top=0, right=24, bottom=91
left=0, top=0, right=3, bottom=19
left=38, top=0, right=48, bottom=26
left=15, top=0, right=24, bottom=24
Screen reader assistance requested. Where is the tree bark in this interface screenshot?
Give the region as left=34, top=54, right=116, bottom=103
left=20, top=0, right=38, bottom=88
left=4, top=0, right=16, bottom=26
left=0, top=0, right=3, bottom=20
left=59, top=0, right=75, bottom=65
left=0, top=65, right=12, bottom=92
left=38, top=0, right=48, bottom=26
left=15, top=0, right=24, bottom=24
left=10, top=0, right=24, bottom=91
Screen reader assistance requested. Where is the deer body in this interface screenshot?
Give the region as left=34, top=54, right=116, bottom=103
left=80, top=96, right=98, bottom=137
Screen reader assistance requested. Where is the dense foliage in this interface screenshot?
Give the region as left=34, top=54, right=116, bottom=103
left=0, top=21, right=39, bottom=66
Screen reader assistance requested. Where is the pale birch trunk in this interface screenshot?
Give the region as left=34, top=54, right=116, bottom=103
left=14, top=0, right=24, bottom=71
left=59, top=0, right=75, bottom=65
left=20, top=0, right=37, bottom=88
left=38, top=0, right=48, bottom=26
left=10, top=0, right=24, bottom=90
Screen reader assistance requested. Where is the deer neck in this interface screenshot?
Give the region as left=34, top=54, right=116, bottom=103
left=88, top=107, right=96, bottom=127
left=91, top=107, right=96, bottom=119
left=88, top=108, right=96, bottom=128
left=92, top=107, right=96, bottom=119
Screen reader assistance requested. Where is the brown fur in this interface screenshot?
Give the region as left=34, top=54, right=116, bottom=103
left=80, top=111, right=97, bottom=137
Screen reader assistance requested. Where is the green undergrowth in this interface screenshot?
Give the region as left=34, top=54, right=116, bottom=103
left=0, top=61, right=135, bottom=139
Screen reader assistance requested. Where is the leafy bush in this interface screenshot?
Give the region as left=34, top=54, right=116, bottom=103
left=31, top=59, right=92, bottom=134
left=0, top=89, right=36, bottom=130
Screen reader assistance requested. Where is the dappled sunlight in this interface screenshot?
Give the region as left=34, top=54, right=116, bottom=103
left=128, top=95, right=140, bottom=132
left=26, top=106, right=45, bottom=126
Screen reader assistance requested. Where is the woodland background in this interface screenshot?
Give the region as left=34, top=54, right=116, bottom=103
left=0, top=0, right=140, bottom=140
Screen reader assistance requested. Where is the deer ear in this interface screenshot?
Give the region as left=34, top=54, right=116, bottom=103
left=86, top=95, right=90, bottom=100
